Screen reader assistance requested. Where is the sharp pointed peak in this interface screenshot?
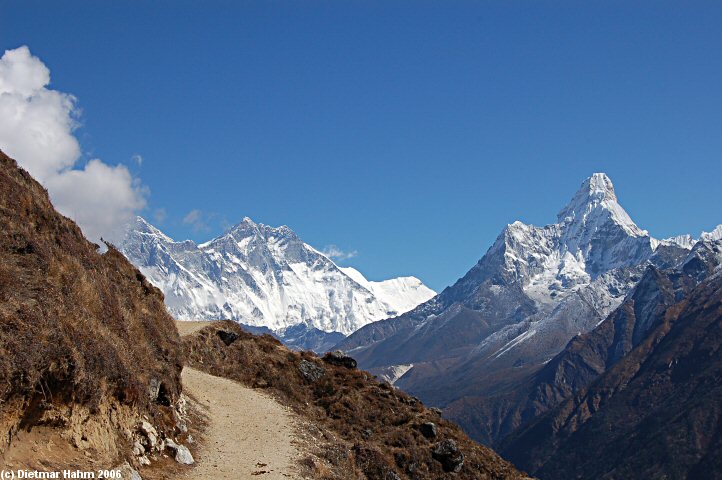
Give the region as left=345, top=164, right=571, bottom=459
left=227, top=216, right=258, bottom=231
left=132, top=215, right=156, bottom=230
left=558, top=173, right=621, bottom=221
left=556, top=173, right=649, bottom=242
left=586, top=172, right=615, bottom=193
left=127, top=215, right=175, bottom=242
left=573, top=172, right=617, bottom=203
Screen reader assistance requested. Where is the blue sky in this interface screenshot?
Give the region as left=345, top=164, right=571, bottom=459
left=1, top=1, right=721, bottom=291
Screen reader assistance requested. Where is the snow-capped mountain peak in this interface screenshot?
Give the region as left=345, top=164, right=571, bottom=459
left=130, top=215, right=175, bottom=243
left=558, top=172, right=647, bottom=239
left=488, top=173, right=655, bottom=295
left=339, top=267, right=435, bottom=315
left=120, top=217, right=435, bottom=335
left=701, top=224, right=722, bottom=242
left=660, top=234, right=697, bottom=249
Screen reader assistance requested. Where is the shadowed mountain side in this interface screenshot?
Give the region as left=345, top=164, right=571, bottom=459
left=501, top=266, right=722, bottom=479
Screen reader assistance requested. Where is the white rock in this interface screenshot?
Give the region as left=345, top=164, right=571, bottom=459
left=174, top=444, right=194, bottom=465
left=139, top=421, right=158, bottom=448
left=113, top=462, right=142, bottom=480
left=132, top=440, right=145, bottom=456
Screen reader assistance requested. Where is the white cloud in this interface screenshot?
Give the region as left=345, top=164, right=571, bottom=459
left=45, top=160, right=148, bottom=243
left=0, top=46, right=147, bottom=244
left=132, top=153, right=143, bottom=166
left=322, top=245, right=358, bottom=261
left=182, top=209, right=210, bottom=233
left=153, top=207, right=168, bottom=225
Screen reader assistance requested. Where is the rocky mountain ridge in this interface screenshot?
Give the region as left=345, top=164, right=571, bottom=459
left=120, top=216, right=435, bottom=337
left=499, top=242, right=722, bottom=478
left=0, top=150, right=184, bottom=474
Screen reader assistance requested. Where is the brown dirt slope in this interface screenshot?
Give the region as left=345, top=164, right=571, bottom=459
left=183, top=321, right=528, bottom=480
left=0, top=150, right=183, bottom=470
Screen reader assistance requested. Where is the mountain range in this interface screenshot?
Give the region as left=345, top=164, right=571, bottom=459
left=0, top=148, right=525, bottom=479
left=118, top=171, right=722, bottom=478
left=336, top=173, right=721, bottom=452
left=119, top=216, right=435, bottom=343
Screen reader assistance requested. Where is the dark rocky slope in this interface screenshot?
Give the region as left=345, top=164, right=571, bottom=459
left=500, top=260, right=722, bottom=479
left=445, top=250, right=708, bottom=445
left=0, top=150, right=183, bottom=471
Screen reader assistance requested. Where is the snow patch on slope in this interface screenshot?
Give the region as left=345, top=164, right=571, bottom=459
left=340, top=267, right=435, bottom=316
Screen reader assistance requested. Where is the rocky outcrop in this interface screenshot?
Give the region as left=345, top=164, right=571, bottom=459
left=298, top=359, right=326, bottom=382
left=432, top=439, right=465, bottom=473
left=323, top=350, right=358, bottom=369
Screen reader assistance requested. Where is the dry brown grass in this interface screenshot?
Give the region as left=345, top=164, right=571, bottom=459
left=0, top=150, right=183, bottom=468
left=183, top=322, right=528, bottom=479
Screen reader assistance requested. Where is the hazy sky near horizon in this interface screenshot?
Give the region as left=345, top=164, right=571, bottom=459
left=1, top=1, right=721, bottom=290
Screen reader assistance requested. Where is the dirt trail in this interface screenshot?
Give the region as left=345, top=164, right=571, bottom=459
left=177, top=322, right=302, bottom=479
left=181, top=368, right=301, bottom=479
left=175, top=320, right=219, bottom=336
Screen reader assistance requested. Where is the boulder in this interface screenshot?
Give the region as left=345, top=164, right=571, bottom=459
left=175, top=444, right=195, bottom=465
left=419, top=422, right=437, bottom=439
left=298, top=359, right=326, bottom=382
left=166, top=438, right=194, bottom=465
left=217, top=330, right=239, bottom=346
left=432, top=439, right=464, bottom=473
left=323, top=350, right=357, bottom=369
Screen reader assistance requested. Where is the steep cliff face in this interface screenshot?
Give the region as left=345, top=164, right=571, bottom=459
left=0, top=150, right=183, bottom=470
left=501, top=262, right=722, bottom=479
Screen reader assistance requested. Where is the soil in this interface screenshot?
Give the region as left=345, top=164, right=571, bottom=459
left=175, top=321, right=302, bottom=479
left=175, top=320, right=218, bottom=337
